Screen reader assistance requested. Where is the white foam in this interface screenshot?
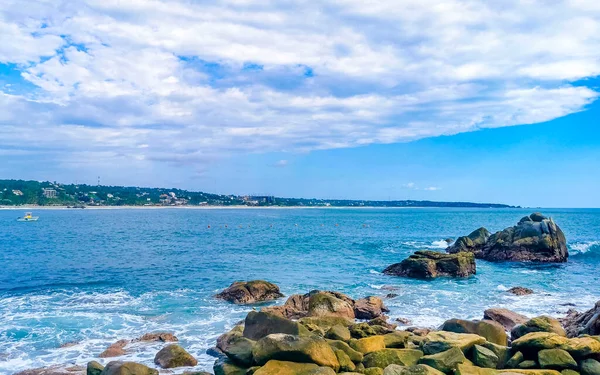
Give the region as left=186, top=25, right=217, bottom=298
left=369, top=269, right=381, bottom=274
left=570, top=241, right=600, bottom=254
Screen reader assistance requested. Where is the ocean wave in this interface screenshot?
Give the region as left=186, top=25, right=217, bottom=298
left=402, top=240, right=449, bottom=250
left=570, top=241, right=600, bottom=256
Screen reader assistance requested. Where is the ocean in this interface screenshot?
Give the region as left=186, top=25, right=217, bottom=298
left=1, top=207, right=599, bottom=374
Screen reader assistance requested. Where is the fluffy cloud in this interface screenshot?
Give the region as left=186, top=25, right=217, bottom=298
left=0, top=0, right=599, bottom=172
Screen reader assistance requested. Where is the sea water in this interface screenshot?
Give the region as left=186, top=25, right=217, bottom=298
left=1, top=208, right=599, bottom=374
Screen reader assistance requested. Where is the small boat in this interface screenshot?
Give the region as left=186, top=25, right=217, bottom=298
left=17, top=212, right=39, bottom=222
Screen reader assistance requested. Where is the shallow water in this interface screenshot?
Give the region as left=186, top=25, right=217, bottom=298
left=1, top=208, right=599, bottom=374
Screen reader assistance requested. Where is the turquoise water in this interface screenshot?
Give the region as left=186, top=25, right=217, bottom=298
left=1, top=208, right=599, bottom=374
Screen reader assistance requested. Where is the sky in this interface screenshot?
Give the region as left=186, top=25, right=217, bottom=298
left=1, top=0, right=600, bottom=208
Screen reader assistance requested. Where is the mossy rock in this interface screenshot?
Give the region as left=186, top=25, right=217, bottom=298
left=252, top=333, right=339, bottom=371
left=327, top=340, right=364, bottom=363
left=326, top=325, right=351, bottom=341
left=537, top=349, right=577, bottom=370
left=335, top=349, right=357, bottom=372
left=506, top=352, right=524, bottom=368
left=299, top=316, right=354, bottom=330
left=418, top=347, right=470, bottom=373
left=221, top=335, right=255, bottom=367
left=561, top=337, right=600, bottom=358
left=364, top=368, right=385, bottom=375
left=154, top=344, right=198, bottom=368
left=471, top=345, right=499, bottom=369
left=480, top=342, right=509, bottom=369
left=87, top=361, right=104, bottom=375
left=213, top=357, right=247, bottom=375
left=101, top=361, right=159, bottom=375
left=308, top=292, right=355, bottom=319
left=440, top=319, right=507, bottom=346
left=244, top=311, right=310, bottom=340
left=350, top=323, right=378, bottom=338
left=350, top=336, right=386, bottom=354
left=362, top=349, right=424, bottom=369
left=561, top=370, right=580, bottom=375
left=511, top=333, right=569, bottom=352
left=384, top=364, right=446, bottom=375
left=421, top=331, right=486, bottom=355
left=253, top=360, right=336, bottom=375
left=511, top=317, right=567, bottom=341
left=581, top=359, right=600, bottom=375
left=454, top=364, right=561, bottom=375
left=384, top=332, right=411, bottom=349
left=518, top=360, right=538, bottom=369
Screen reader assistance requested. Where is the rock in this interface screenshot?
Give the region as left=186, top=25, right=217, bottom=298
left=101, top=361, right=158, bottom=375
left=86, top=362, right=104, bottom=375
left=472, top=345, right=499, bottom=369
left=252, top=334, right=340, bottom=370
left=350, top=323, right=381, bottom=338
left=387, top=294, right=400, bottom=299
left=421, top=331, right=486, bottom=355
left=511, top=332, right=569, bottom=352
left=507, top=287, right=534, bottom=296
left=220, top=335, right=255, bottom=367
left=506, top=352, right=524, bottom=368
left=214, top=357, right=249, bottom=375
left=440, top=319, right=508, bottom=346
left=453, top=213, right=568, bottom=262
left=99, top=340, right=129, bottom=358
left=308, top=291, right=355, bottom=319
left=327, top=340, right=364, bottom=362
left=154, top=344, right=198, bottom=368
left=243, top=311, right=310, bottom=340
left=480, top=342, right=510, bottom=369
left=14, top=366, right=85, bottom=375
left=396, top=318, right=412, bottom=325
left=447, top=228, right=491, bottom=257
left=216, top=280, right=284, bottom=304
left=483, top=308, right=529, bottom=331
left=519, top=360, right=538, bottom=369
left=384, top=332, right=411, bottom=349
left=383, top=251, right=476, bottom=279
left=335, top=349, right=357, bottom=372
left=407, top=328, right=432, bottom=337
left=355, top=297, right=390, bottom=320
left=362, top=349, right=424, bottom=368
left=561, top=336, right=600, bottom=358
left=253, top=359, right=336, bottom=375
left=326, top=325, right=351, bottom=341
left=369, top=317, right=398, bottom=331
left=455, top=363, right=561, bottom=375
left=384, top=364, right=446, bottom=375
left=537, top=349, right=577, bottom=370
left=135, top=332, right=178, bottom=342
left=364, top=368, right=385, bottom=375
left=299, top=316, right=354, bottom=330
left=561, top=370, right=580, bottom=375
left=561, top=301, right=600, bottom=338
left=511, top=316, right=567, bottom=340
left=262, top=294, right=310, bottom=320
left=349, top=336, right=386, bottom=354
left=581, top=359, right=600, bottom=375
left=418, top=347, right=470, bottom=373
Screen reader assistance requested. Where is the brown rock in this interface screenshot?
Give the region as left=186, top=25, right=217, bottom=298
left=561, top=301, right=600, bottom=338
left=135, top=332, right=178, bottom=342
left=14, top=365, right=85, bottom=375
left=354, top=297, right=389, bottom=320
left=215, top=280, right=284, bottom=304
left=99, top=339, right=129, bottom=358
left=508, top=287, right=534, bottom=296
left=484, top=308, right=529, bottom=331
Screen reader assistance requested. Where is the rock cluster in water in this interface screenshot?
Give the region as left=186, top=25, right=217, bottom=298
left=382, top=251, right=476, bottom=279
left=215, top=280, right=285, bottom=304
left=447, top=213, right=568, bottom=263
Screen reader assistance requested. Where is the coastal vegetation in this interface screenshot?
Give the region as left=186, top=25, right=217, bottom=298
left=0, top=179, right=515, bottom=208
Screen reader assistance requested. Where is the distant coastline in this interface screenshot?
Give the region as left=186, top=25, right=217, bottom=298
left=0, top=205, right=521, bottom=210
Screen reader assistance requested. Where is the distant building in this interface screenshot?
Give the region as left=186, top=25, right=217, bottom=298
left=169, top=192, right=176, bottom=198
left=250, top=196, right=275, bottom=204
left=42, top=188, right=57, bottom=198
left=12, top=190, right=23, bottom=196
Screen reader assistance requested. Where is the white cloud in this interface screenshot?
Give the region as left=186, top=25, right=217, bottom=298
left=423, top=187, right=441, bottom=191
left=274, top=160, right=288, bottom=167
left=0, top=0, right=599, bottom=173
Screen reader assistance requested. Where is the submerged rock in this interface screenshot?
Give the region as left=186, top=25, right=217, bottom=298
left=448, top=213, right=568, bottom=262
left=216, top=280, right=284, bottom=304
left=508, top=287, right=534, bottom=296
left=383, top=251, right=476, bottom=279
left=99, top=339, right=129, bottom=358
left=135, top=332, right=178, bottom=342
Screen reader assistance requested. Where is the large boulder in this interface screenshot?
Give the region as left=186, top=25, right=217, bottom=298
left=252, top=334, right=340, bottom=370
left=561, top=301, right=600, bottom=338
left=450, top=213, right=567, bottom=262
left=153, top=344, right=198, bottom=368
left=253, top=360, right=336, bottom=375
left=511, top=316, right=567, bottom=340
left=243, top=311, right=310, bottom=340
left=216, top=280, right=284, bottom=304
left=327, top=340, right=364, bottom=363
left=420, top=331, right=486, bottom=355
left=349, top=336, right=386, bottom=354
left=87, top=362, right=104, bottom=375
left=440, top=319, right=508, bottom=346
left=355, top=297, right=389, bottom=320
left=483, top=308, right=529, bottom=331
left=418, top=347, right=470, bottom=373
left=447, top=228, right=490, bottom=257
left=220, top=335, right=255, bottom=367
left=383, top=251, right=476, bottom=279
left=213, top=357, right=248, bottom=375
left=472, top=345, right=499, bottom=369
left=100, top=362, right=158, bottom=375
left=537, top=349, right=577, bottom=370
left=384, top=364, right=446, bottom=375
left=308, top=291, right=356, bottom=319
left=362, top=349, right=424, bottom=369
left=581, top=359, right=600, bottom=375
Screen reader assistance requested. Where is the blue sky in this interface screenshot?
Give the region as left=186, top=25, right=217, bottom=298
left=1, top=1, right=600, bottom=207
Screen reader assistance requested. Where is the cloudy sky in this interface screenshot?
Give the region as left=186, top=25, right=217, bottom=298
left=1, top=0, right=600, bottom=207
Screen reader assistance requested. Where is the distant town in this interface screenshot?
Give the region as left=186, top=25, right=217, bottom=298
left=0, top=179, right=516, bottom=208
